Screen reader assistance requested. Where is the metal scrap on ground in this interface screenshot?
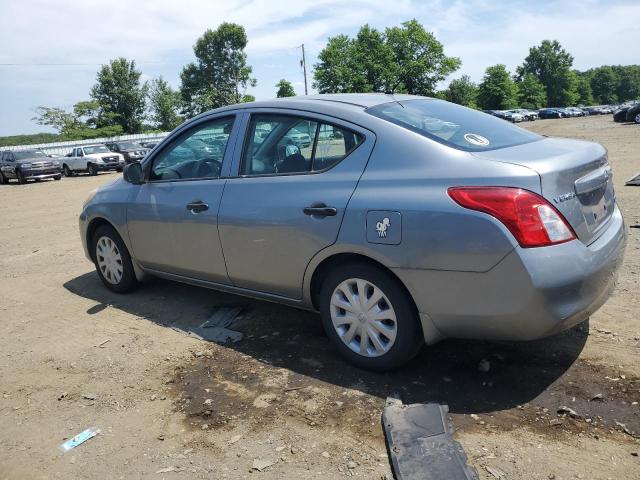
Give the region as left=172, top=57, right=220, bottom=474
left=172, top=306, right=244, bottom=344
left=382, top=399, right=478, bottom=480
left=625, top=172, right=640, bottom=186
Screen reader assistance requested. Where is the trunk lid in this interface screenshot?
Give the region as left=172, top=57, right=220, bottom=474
left=473, top=137, right=615, bottom=245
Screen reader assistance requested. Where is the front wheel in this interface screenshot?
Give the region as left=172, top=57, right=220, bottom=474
left=319, top=262, right=423, bottom=371
left=634, top=113, right=640, bottom=124
left=92, top=225, right=139, bottom=293
left=17, top=170, right=27, bottom=184
left=0, top=171, right=6, bottom=184
left=54, top=174, right=62, bottom=181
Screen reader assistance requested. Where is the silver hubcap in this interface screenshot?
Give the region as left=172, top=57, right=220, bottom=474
left=96, top=236, right=123, bottom=285
left=635, top=113, right=640, bottom=123
left=330, top=278, right=397, bottom=357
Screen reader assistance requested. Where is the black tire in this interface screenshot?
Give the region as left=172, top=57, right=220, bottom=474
left=319, top=262, right=423, bottom=371
left=634, top=113, right=640, bottom=124
left=63, top=164, right=74, bottom=177
left=88, top=163, right=98, bottom=176
left=0, top=171, right=6, bottom=185
left=92, top=224, right=139, bottom=293
left=54, top=175, right=62, bottom=181
left=116, top=166, right=123, bottom=173
left=17, top=170, right=27, bottom=184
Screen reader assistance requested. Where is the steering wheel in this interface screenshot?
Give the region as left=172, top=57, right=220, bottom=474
left=196, top=158, right=222, bottom=178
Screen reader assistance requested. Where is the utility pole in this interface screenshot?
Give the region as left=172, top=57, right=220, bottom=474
left=301, top=43, right=308, bottom=95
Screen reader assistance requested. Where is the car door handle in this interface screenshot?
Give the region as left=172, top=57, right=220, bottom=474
left=303, top=203, right=337, bottom=217
left=186, top=201, right=209, bottom=213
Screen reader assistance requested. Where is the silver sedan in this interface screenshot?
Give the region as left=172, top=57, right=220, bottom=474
left=79, top=94, right=626, bottom=370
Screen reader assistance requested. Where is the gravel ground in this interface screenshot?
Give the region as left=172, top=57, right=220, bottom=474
left=0, top=115, right=638, bottom=479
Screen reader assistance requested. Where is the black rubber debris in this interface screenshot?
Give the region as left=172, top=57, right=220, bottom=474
left=383, top=399, right=478, bottom=480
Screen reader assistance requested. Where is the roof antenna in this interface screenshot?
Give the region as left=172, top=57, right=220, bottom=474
left=385, top=78, right=405, bottom=108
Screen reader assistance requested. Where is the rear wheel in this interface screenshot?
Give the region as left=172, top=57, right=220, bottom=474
left=92, top=225, right=138, bottom=293
left=634, top=113, right=640, bottom=124
left=88, top=163, right=98, bottom=176
left=319, top=262, right=423, bottom=371
left=63, top=164, right=74, bottom=177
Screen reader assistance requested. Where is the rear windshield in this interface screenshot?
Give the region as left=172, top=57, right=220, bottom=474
left=366, top=99, right=542, bottom=152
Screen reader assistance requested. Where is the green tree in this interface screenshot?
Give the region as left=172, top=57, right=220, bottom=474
left=614, top=65, right=640, bottom=102
left=476, top=64, right=518, bottom=110
left=313, top=34, right=358, bottom=93
left=351, top=24, right=397, bottom=92
left=275, top=79, right=296, bottom=97
left=575, top=75, right=594, bottom=105
left=313, top=20, right=460, bottom=95
left=384, top=20, right=461, bottom=95
left=90, top=58, right=147, bottom=133
left=148, top=77, right=183, bottom=131
left=180, top=23, right=256, bottom=117
left=33, top=101, right=123, bottom=140
left=517, top=40, right=577, bottom=106
left=516, top=73, right=547, bottom=109
left=442, top=75, right=478, bottom=107
left=590, top=66, right=618, bottom=104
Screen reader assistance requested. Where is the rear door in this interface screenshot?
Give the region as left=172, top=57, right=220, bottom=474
left=126, top=114, right=239, bottom=283
left=218, top=110, right=374, bottom=298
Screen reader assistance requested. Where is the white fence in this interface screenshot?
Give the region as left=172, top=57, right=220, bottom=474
left=4, top=132, right=171, bottom=156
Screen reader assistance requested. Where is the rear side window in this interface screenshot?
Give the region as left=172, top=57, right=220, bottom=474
left=366, top=99, right=541, bottom=152
left=242, top=114, right=364, bottom=176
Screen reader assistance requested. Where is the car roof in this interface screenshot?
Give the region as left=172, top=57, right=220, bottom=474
left=189, top=93, right=432, bottom=127
left=206, top=93, right=428, bottom=115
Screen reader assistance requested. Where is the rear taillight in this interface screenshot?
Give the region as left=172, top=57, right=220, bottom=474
left=448, top=187, right=576, bottom=248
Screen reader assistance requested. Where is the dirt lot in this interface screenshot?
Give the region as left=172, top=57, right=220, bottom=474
left=1, top=115, right=638, bottom=480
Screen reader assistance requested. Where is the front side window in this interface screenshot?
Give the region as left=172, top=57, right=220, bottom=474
left=150, top=117, right=233, bottom=181
left=367, top=99, right=541, bottom=152
left=242, top=114, right=364, bottom=176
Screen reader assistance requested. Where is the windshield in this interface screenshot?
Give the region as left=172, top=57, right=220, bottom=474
left=14, top=150, right=47, bottom=159
left=83, top=145, right=110, bottom=154
left=117, top=141, right=141, bottom=149
left=366, top=99, right=542, bottom=152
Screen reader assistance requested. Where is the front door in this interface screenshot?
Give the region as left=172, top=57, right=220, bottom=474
left=219, top=111, right=374, bottom=298
left=126, top=115, right=238, bottom=283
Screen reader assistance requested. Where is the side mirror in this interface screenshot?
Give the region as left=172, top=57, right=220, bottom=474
left=123, top=162, right=144, bottom=185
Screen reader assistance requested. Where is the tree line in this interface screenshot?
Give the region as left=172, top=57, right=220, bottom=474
left=23, top=20, right=640, bottom=145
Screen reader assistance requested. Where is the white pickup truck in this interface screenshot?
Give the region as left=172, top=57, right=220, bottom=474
left=62, top=144, right=124, bottom=176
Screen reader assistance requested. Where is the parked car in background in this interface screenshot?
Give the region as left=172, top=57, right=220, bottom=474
left=62, top=145, right=124, bottom=176
left=0, top=149, right=62, bottom=184
left=105, top=141, right=149, bottom=164
left=140, top=141, right=159, bottom=149
left=565, top=107, right=587, bottom=117
left=625, top=103, right=640, bottom=123
left=538, top=108, right=564, bottom=119
left=508, top=109, right=538, bottom=121
left=613, top=106, right=631, bottom=122
left=500, top=111, right=525, bottom=123
left=79, top=93, right=625, bottom=371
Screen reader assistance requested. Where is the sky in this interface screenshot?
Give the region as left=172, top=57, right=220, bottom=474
left=0, top=0, right=638, bottom=136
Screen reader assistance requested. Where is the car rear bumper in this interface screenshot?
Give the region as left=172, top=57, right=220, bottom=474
left=394, top=205, right=626, bottom=343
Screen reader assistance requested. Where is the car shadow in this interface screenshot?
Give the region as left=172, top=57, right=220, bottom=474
left=64, top=271, right=588, bottom=415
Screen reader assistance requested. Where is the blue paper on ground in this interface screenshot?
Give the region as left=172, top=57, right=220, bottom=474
left=59, top=428, right=100, bottom=452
